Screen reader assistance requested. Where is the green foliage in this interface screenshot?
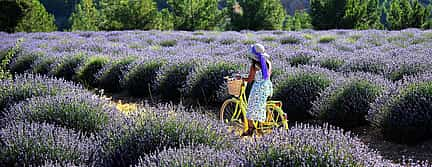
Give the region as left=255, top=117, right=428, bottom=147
left=317, top=80, right=382, bottom=129
left=187, top=62, right=239, bottom=105
left=9, top=53, right=37, bottom=75
left=343, top=0, right=383, bottom=29
left=0, top=0, right=56, bottom=32
left=284, top=11, right=312, bottom=31
left=51, top=53, right=85, bottom=81
left=380, top=81, right=432, bottom=144
left=318, top=58, right=345, bottom=71
left=32, top=56, right=55, bottom=75
left=152, top=8, right=175, bottom=30
left=157, top=63, right=194, bottom=102
left=99, top=0, right=158, bottom=30
left=387, top=0, right=429, bottom=30
left=124, top=60, right=166, bottom=97
left=15, top=0, right=57, bottom=32
left=70, top=0, right=100, bottom=31
left=98, top=57, right=137, bottom=93
left=167, top=0, right=222, bottom=30
left=274, top=73, right=331, bottom=121
left=280, top=36, right=301, bottom=45
left=310, top=0, right=347, bottom=30
left=159, top=40, right=177, bottom=47
left=226, top=0, right=286, bottom=30
left=0, top=39, right=23, bottom=80
left=289, top=55, right=312, bottom=67
left=76, top=56, right=110, bottom=88
left=318, top=35, right=336, bottom=43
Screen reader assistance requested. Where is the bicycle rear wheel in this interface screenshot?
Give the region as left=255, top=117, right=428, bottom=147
left=267, top=105, right=289, bottom=130
left=220, top=99, right=245, bottom=128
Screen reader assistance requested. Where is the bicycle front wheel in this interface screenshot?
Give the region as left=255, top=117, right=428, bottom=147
left=220, top=99, right=245, bottom=128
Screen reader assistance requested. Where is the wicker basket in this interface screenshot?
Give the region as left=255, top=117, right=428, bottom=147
left=227, top=79, right=242, bottom=97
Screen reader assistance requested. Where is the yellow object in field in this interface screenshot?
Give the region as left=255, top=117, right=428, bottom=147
left=115, top=100, right=138, bottom=114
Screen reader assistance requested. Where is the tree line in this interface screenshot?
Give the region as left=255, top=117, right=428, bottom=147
left=0, top=0, right=431, bottom=33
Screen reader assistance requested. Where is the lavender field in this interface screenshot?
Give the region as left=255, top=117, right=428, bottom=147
left=1, top=29, right=432, bottom=166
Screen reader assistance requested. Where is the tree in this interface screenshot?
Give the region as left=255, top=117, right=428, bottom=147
left=387, top=0, right=403, bottom=30
left=99, top=0, right=158, bottom=30
left=283, top=11, right=312, bottom=31
left=365, top=0, right=384, bottom=29
left=411, top=0, right=427, bottom=28
left=399, top=0, right=413, bottom=29
left=423, top=5, right=432, bottom=29
left=310, top=0, right=348, bottom=30
left=70, top=0, right=99, bottom=31
left=11, top=0, right=57, bottom=32
left=167, top=0, right=222, bottom=30
left=226, top=0, right=286, bottom=30
left=152, top=8, right=174, bottom=30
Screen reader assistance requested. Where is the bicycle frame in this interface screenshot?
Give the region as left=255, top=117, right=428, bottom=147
left=224, top=77, right=288, bottom=131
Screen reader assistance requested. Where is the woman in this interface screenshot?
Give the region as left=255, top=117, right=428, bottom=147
left=242, top=43, right=273, bottom=136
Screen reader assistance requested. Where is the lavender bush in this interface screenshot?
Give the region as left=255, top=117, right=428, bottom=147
left=238, top=123, right=392, bottom=166
left=97, top=56, right=137, bottom=93
left=155, top=62, right=195, bottom=102
left=3, top=93, right=118, bottom=134
left=136, top=145, right=245, bottom=167
left=76, top=56, right=110, bottom=88
left=311, top=73, right=393, bottom=129
left=0, top=122, right=97, bottom=166
left=272, top=66, right=339, bottom=121
left=0, top=74, right=85, bottom=114
left=184, top=62, right=240, bottom=105
left=369, top=72, right=432, bottom=144
left=99, top=104, right=236, bottom=167
left=123, top=59, right=166, bottom=97
left=51, top=53, right=85, bottom=81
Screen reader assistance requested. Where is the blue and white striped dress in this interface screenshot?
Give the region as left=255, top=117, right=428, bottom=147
left=246, top=70, right=273, bottom=122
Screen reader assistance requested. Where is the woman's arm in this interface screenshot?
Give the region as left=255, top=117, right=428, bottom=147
left=267, top=60, right=272, bottom=78
left=247, top=63, right=256, bottom=83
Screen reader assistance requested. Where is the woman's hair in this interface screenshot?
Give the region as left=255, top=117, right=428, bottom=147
left=251, top=59, right=269, bottom=69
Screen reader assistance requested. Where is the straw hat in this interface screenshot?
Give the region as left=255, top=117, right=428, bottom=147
left=248, top=43, right=270, bottom=61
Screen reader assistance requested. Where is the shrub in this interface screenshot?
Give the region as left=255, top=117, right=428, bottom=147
left=242, top=39, right=256, bottom=45
left=159, top=40, right=177, bottom=47
left=261, top=36, right=276, bottom=41
left=280, top=35, right=302, bottom=45
left=97, top=57, right=136, bottom=93
left=8, top=52, right=37, bottom=74
left=32, top=56, right=55, bottom=75
left=369, top=73, right=432, bottom=144
left=0, top=122, right=97, bottom=166
left=51, top=53, right=85, bottom=81
left=136, top=146, right=245, bottom=167
left=273, top=66, right=335, bottom=121
left=288, top=51, right=316, bottom=67
left=386, top=62, right=430, bottom=81
left=3, top=93, right=118, bottom=134
left=0, top=74, right=85, bottom=113
left=76, top=56, right=110, bottom=88
left=341, top=56, right=388, bottom=75
left=185, top=62, right=239, bottom=105
left=124, top=59, right=165, bottom=97
left=156, top=62, right=194, bottom=102
left=219, top=38, right=236, bottom=45
left=318, top=35, right=336, bottom=43
left=315, top=57, right=345, bottom=71
left=100, top=104, right=234, bottom=167
left=312, top=73, right=390, bottom=129
left=238, top=123, right=391, bottom=166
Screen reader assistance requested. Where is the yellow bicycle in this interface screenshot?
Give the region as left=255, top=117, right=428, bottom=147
left=220, top=74, right=288, bottom=132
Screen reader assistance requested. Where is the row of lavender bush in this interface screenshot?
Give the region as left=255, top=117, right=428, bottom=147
left=1, top=74, right=431, bottom=166
left=1, top=30, right=432, bottom=146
